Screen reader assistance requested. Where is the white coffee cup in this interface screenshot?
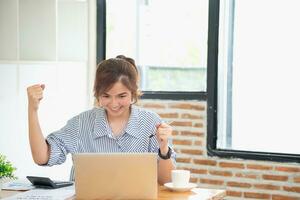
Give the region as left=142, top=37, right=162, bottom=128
left=171, top=169, right=190, bottom=187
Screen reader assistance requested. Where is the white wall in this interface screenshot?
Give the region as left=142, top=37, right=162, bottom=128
left=0, top=0, right=96, bottom=181
left=0, top=64, right=90, bottom=181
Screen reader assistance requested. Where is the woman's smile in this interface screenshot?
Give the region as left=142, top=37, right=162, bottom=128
left=110, top=106, right=122, bottom=112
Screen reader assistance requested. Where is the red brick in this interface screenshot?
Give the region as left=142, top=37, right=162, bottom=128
left=169, top=103, right=205, bottom=110
left=194, top=140, right=202, bottom=146
left=172, top=139, right=192, bottom=145
left=254, top=184, right=280, bottom=190
left=143, top=103, right=166, bottom=109
left=181, top=149, right=203, bottom=155
left=172, top=121, right=192, bottom=127
left=190, top=177, right=198, bottom=183
left=226, top=190, right=242, bottom=197
left=244, top=192, right=270, bottom=199
left=190, top=104, right=205, bottom=110
left=158, top=113, right=179, bottom=118
left=272, top=194, right=300, bottom=200
left=227, top=181, right=252, bottom=188
left=209, top=170, right=233, bottom=177
left=235, top=173, right=258, bottom=179
left=172, top=130, right=179, bottom=136
left=275, top=166, right=300, bottom=173
left=193, top=122, right=203, bottom=128
left=194, top=159, right=217, bottom=166
left=176, top=157, right=191, bottom=163
left=247, top=164, right=273, bottom=170
left=283, top=186, right=300, bottom=193
left=294, top=176, right=300, bottom=183
left=262, top=174, right=288, bottom=181
left=199, top=178, right=224, bottom=185
left=181, top=131, right=204, bottom=137
left=219, top=162, right=245, bottom=169
left=181, top=113, right=203, bottom=119
left=189, top=168, right=207, bottom=175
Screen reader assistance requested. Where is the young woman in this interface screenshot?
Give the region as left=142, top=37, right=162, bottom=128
left=27, top=55, right=175, bottom=184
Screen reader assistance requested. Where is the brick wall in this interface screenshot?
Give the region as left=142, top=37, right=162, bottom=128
left=139, top=99, right=300, bottom=200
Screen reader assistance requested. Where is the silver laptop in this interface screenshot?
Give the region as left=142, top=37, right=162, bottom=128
left=73, top=153, right=157, bottom=200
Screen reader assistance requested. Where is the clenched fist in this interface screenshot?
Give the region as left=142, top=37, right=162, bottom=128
left=156, top=122, right=173, bottom=154
left=27, top=84, right=45, bottom=111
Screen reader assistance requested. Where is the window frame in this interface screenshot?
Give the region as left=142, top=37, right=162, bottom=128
left=96, top=0, right=106, bottom=64
left=98, top=0, right=300, bottom=162
left=206, top=0, right=300, bottom=163
left=142, top=91, right=206, bottom=100
left=96, top=0, right=207, bottom=101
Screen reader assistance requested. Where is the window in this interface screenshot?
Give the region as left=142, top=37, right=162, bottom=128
left=207, top=0, right=300, bottom=162
left=103, top=0, right=208, bottom=99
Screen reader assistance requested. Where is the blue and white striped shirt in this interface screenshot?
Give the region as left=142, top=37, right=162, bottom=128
left=46, top=105, right=176, bottom=166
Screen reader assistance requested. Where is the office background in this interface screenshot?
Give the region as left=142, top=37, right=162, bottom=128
left=1, top=0, right=300, bottom=199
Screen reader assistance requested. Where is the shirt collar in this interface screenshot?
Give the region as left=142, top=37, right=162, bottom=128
left=93, top=106, right=140, bottom=139
left=124, top=106, right=140, bottom=138
left=93, top=108, right=109, bottom=139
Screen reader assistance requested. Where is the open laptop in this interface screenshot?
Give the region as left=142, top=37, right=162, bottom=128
left=72, top=153, right=157, bottom=200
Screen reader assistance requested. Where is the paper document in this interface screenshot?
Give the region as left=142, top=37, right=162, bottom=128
left=2, top=185, right=75, bottom=200
left=2, top=180, right=34, bottom=191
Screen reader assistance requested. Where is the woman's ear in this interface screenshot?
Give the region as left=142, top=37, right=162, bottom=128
left=94, top=98, right=102, bottom=108
left=131, top=96, right=136, bottom=105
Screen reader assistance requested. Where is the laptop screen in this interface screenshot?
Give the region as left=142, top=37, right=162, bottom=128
left=73, top=153, right=157, bottom=200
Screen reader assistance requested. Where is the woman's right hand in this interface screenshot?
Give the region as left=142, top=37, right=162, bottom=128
left=27, top=84, right=45, bottom=111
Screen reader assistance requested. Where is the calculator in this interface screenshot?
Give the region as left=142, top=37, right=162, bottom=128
left=26, top=176, right=73, bottom=189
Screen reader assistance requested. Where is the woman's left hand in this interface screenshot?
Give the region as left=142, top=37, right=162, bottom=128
left=156, top=122, right=173, bottom=154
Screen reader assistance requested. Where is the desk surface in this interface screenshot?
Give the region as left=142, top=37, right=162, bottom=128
left=0, top=186, right=226, bottom=200
left=158, top=186, right=226, bottom=200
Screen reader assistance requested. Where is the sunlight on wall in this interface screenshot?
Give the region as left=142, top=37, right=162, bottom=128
left=0, top=62, right=89, bottom=180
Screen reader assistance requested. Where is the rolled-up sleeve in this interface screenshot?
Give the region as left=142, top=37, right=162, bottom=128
left=45, top=116, right=79, bottom=166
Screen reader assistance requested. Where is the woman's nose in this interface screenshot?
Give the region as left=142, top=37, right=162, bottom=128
left=111, top=97, right=119, bottom=106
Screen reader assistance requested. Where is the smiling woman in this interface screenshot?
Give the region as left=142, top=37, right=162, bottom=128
left=27, top=55, right=176, bottom=184
left=99, top=82, right=132, bottom=136
left=94, top=56, right=139, bottom=136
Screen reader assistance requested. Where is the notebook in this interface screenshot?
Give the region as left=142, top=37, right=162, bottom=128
left=72, top=153, right=157, bottom=200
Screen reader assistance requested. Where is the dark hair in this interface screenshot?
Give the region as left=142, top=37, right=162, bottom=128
left=93, top=55, right=141, bottom=103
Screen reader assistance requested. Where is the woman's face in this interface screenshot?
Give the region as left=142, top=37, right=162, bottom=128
left=99, top=81, right=132, bottom=119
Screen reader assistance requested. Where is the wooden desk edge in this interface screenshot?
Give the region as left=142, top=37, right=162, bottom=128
left=1, top=186, right=226, bottom=200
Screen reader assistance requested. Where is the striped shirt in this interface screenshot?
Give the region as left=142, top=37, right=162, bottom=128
left=46, top=105, right=176, bottom=167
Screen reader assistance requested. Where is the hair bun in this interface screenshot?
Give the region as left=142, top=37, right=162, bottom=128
left=116, top=55, right=136, bottom=68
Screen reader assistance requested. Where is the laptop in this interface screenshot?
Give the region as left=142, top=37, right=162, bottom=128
left=72, top=153, right=157, bottom=200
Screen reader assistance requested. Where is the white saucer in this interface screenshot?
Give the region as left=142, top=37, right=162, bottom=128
left=164, top=182, right=197, bottom=192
